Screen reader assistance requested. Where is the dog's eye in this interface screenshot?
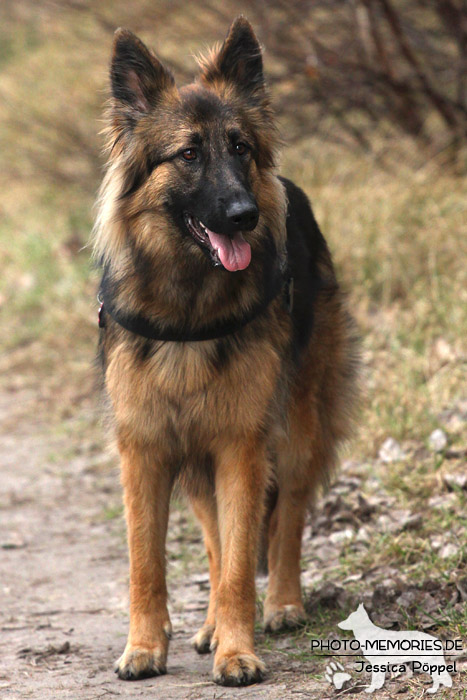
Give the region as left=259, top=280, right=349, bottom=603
left=235, top=143, right=248, bottom=156
left=182, top=148, right=197, bottom=161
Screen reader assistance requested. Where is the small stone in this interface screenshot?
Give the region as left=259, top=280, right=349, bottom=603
left=428, top=429, right=448, bottom=452
left=1, top=533, right=26, bottom=550
left=19, top=273, right=35, bottom=290
left=377, top=512, right=408, bottom=534
left=428, top=492, right=457, bottom=508
left=1, top=541, right=26, bottom=550
left=401, top=513, right=423, bottom=531
left=440, top=543, right=457, bottom=559
left=396, top=590, right=417, bottom=608
left=329, top=528, right=354, bottom=544
left=342, top=573, right=362, bottom=584
left=379, top=438, right=406, bottom=463
left=356, top=526, right=370, bottom=543
left=433, top=338, right=456, bottom=363
left=443, top=471, right=467, bottom=491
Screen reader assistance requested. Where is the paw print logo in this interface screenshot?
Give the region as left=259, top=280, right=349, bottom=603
left=325, top=661, right=352, bottom=689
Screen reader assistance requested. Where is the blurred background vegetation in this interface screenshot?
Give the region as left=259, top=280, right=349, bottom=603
left=0, top=0, right=466, bottom=458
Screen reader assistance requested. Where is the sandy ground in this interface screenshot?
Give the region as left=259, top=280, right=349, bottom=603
left=1, top=389, right=465, bottom=699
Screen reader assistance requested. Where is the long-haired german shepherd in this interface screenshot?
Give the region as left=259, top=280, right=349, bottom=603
left=94, top=16, right=358, bottom=687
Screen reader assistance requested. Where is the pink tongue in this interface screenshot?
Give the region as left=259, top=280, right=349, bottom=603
left=205, top=229, right=251, bottom=272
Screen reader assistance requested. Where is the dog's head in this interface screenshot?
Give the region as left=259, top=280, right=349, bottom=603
left=100, top=17, right=280, bottom=273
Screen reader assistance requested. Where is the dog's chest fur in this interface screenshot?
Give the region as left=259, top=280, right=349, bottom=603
left=105, top=314, right=290, bottom=455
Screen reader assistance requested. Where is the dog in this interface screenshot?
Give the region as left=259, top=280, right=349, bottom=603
left=338, top=604, right=453, bottom=694
left=93, top=16, right=358, bottom=687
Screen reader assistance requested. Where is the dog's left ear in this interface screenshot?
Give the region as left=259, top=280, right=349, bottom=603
left=201, top=17, right=265, bottom=97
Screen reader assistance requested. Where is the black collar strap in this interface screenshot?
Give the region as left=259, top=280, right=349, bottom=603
left=99, top=274, right=293, bottom=343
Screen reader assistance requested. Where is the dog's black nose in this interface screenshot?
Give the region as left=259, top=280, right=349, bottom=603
left=226, top=199, right=259, bottom=231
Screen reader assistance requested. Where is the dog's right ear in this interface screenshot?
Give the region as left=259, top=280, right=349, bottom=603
left=201, top=17, right=265, bottom=99
left=111, top=29, right=174, bottom=113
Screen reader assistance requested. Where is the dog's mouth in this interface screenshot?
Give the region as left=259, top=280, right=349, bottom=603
left=184, top=214, right=251, bottom=272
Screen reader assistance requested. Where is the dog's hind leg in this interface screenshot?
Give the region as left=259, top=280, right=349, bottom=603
left=115, top=445, right=173, bottom=680
left=189, top=492, right=221, bottom=654
left=211, top=436, right=268, bottom=686
left=263, top=485, right=308, bottom=632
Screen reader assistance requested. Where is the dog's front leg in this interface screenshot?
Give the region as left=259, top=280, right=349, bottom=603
left=115, top=443, right=173, bottom=680
left=211, top=437, right=267, bottom=686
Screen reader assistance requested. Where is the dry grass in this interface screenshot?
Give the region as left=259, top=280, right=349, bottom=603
left=282, top=142, right=467, bottom=454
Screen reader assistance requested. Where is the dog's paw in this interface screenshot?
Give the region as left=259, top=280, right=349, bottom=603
left=264, top=604, right=306, bottom=633
left=115, top=645, right=167, bottom=680
left=191, top=624, right=215, bottom=654
left=213, top=651, right=266, bottom=686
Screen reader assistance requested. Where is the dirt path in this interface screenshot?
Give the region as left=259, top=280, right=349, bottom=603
left=0, top=392, right=324, bottom=700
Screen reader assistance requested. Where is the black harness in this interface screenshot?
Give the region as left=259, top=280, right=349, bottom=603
left=98, top=272, right=293, bottom=343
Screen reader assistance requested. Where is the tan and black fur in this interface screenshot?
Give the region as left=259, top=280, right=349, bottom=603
left=94, top=17, right=359, bottom=687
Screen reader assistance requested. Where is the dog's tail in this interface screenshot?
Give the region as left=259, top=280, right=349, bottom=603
left=257, top=485, right=279, bottom=575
